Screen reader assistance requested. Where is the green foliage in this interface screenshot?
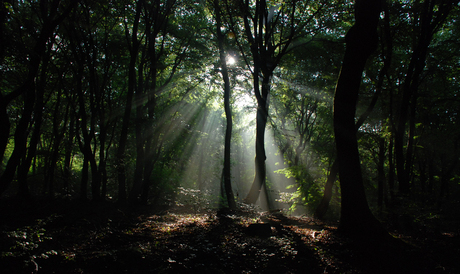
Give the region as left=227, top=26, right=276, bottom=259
left=175, top=187, right=216, bottom=212
left=275, top=191, right=302, bottom=215
left=275, top=166, right=322, bottom=213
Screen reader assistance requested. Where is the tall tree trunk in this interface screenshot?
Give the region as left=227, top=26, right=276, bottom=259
left=80, top=156, right=89, bottom=200
left=45, top=89, right=68, bottom=198
left=245, top=75, right=270, bottom=205
left=314, top=8, right=392, bottom=218
left=215, top=0, right=236, bottom=209
left=333, top=0, right=385, bottom=238
left=17, top=46, right=51, bottom=198
left=0, top=84, right=35, bottom=196
left=388, top=130, right=395, bottom=201
left=116, top=1, right=142, bottom=204
left=0, top=95, right=9, bottom=169
left=140, top=1, right=178, bottom=205
left=63, top=113, right=75, bottom=195
left=0, top=1, right=7, bottom=167
left=0, top=2, right=75, bottom=196
left=377, top=137, right=386, bottom=210
left=76, top=68, right=100, bottom=201
left=98, top=125, right=107, bottom=200
left=130, top=55, right=146, bottom=204
left=395, top=0, right=454, bottom=194
left=238, top=0, right=297, bottom=205
left=140, top=61, right=156, bottom=205
left=404, top=90, right=418, bottom=187
left=89, top=150, right=101, bottom=201
left=0, top=30, right=49, bottom=195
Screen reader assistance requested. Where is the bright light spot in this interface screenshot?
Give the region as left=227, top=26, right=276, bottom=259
left=235, top=91, right=254, bottom=109
left=227, top=56, right=236, bottom=66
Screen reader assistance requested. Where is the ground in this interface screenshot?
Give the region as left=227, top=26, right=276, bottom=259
left=1, top=199, right=458, bottom=273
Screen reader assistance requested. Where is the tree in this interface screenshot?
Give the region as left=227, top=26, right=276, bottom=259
left=393, top=0, right=457, bottom=194
left=125, top=0, right=211, bottom=205
left=0, top=0, right=77, bottom=197
left=214, top=0, right=236, bottom=209
left=314, top=4, right=393, bottom=217
left=228, top=0, right=326, bottom=206
left=116, top=0, right=142, bottom=203
left=333, top=0, right=386, bottom=237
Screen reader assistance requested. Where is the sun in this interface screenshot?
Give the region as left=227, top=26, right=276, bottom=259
left=227, top=56, right=236, bottom=66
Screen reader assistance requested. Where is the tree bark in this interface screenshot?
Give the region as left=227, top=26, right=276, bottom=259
left=63, top=111, right=76, bottom=195
left=315, top=0, right=393, bottom=220
left=394, top=0, right=455, bottom=194
left=333, top=0, right=385, bottom=238
left=245, top=75, right=270, bottom=205
left=45, top=89, right=68, bottom=198
left=80, top=156, right=89, bottom=200
left=0, top=2, right=76, bottom=190
left=0, top=94, right=9, bottom=169
left=237, top=0, right=300, bottom=206
left=116, top=1, right=142, bottom=204
left=129, top=52, right=147, bottom=204
left=0, top=22, right=53, bottom=195
left=314, top=160, right=338, bottom=219
left=377, top=137, right=386, bottom=210
left=16, top=44, right=52, bottom=198
left=215, top=0, right=236, bottom=209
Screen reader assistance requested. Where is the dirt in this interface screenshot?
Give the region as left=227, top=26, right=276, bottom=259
left=1, top=199, right=458, bottom=273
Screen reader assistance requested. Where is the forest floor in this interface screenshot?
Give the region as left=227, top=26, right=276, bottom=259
left=1, top=199, right=459, bottom=274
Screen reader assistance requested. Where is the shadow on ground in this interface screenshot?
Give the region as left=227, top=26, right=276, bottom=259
left=1, top=199, right=458, bottom=273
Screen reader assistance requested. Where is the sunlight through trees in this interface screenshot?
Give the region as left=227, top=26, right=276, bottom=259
left=0, top=0, right=459, bottom=243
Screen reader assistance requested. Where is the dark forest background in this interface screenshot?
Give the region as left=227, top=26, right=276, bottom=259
left=1, top=0, right=459, bottom=247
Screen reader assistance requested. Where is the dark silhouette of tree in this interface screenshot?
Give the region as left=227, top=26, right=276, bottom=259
left=0, top=0, right=77, bottom=197
left=214, top=0, right=236, bottom=209
left=394, top=0, right=457, bottom=194
left=116, top=0, right=142, bottom=204
left=333, top=0, right=386, bottom=238
left=230, top=0, right=325, bottom=206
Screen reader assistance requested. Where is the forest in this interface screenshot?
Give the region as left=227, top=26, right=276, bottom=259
left=1, top=0, right=459, bottom=273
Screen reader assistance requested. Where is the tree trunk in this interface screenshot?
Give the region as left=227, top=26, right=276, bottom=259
left=0, top=36, right=46, bottom=195
left=135, top=1, right=177, bottom=205
left=0, top=95, right=9, bottom=169
left=45, top=90, right=68, bottom=198
left=130, top=55, right=146, bottom=204
left=333, top=0, right=385, bottom=238
left=395, top=0, right=454, bottom=195
left=63, top=113, right=75, bottom=195
left=0, top=1, right=7, bottom=166
left=314, top=8, right=392, bottom=217
left=76, top=66, right=100, bottom=201
left=377, top=137, right=385, bottom=210
left=314, top=160, right=338, bottom=219
left=0, top=84, right=35, bottom=196
left=215, top=0, right=236, bottom=209
left=80, top=156, right=89, bottom=200
left=116, top=1, right=142, bottom=204
left=17, top=49, right=51, bottom=198
left=388, top=132, right=395, bottom=201
left=0, top=1, right=75, bottom=196
left=245, top=76, right=270, bottom=205
left=98, top=124, right=108, bottom=200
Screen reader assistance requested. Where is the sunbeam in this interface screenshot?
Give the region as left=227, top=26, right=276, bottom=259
left=265, top=129, right=298, bottom=212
